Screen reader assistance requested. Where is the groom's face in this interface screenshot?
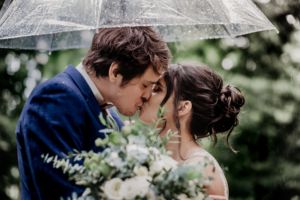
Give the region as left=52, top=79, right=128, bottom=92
left=112, top=66, right=162, bottom=116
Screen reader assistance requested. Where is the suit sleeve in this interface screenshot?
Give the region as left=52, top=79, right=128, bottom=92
left=17, top=82, right=87, bottom=200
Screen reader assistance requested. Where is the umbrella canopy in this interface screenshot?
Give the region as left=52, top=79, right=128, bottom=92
left=0, top=0, right=277, bottom=51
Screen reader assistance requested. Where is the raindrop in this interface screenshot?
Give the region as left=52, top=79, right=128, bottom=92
left=8, top=99, right=18, bottom=113
left=24, top=87, right=34, bottom=99
left=222, top=58, right=234, bottom=70
left=24, top=77, right=37, bottom=98
left=5, top=53, right=15, bottom=65
left=5, top=185, right=19, bottom=200
left=15, top=83, right=22, bottom=93
left=26, top=59, right=37, bottom=71
left=235, top=37, right=249, bottom=48
left=36, top=40, right=50, bottom=51
left=0, top=141, right=10, bottom=151
left=10, top=167, right=19, bottom=179
left=246, top=60, right=257, bottom=71
left=286, top=14, right=296, bottom=25
left=30, top=69, right=42, bottom=81
left=20, top=54, right=29, bottom=63
left=24, top=78, right=36, bottom=88
left=5, top=53, right=21, bottom=75
left=35, top=53, right=49, bottom=65
left=80, top=31, right=94, bottom=42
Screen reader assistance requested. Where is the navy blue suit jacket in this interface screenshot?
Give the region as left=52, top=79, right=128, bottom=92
left=16, top=66, right=123, bottom=200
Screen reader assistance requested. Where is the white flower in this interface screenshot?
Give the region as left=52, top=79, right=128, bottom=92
left=120, top=176, right=150, bottom=199
left=128, top=135, right=146, bottom=145
left=161, top=155, right=178, bottom=170
left=191, top=193, right=205, bottom=200
left=150, top=155, right=178, bottom=175
left=133, top=166, right=149, bottom=177
left=126, top=144, right=149, bottom=162
left=149, top=160, right=164, bottom=175
left=177, top=194, right=191, bottom=200
left=146, top=189, right=157, bottom=200
left=123, top=120, right=135, bottom=126
left=103, top=178, right=123, bottom=200
left=105, top=152, right=124, bottom=168
left=148, top=147, right=161, bottom=156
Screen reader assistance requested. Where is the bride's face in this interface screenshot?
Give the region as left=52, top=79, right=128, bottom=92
left=139, top=78, right=173, bottom=124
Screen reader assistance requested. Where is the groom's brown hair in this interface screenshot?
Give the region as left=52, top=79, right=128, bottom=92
left=83, top=27, right=171, bottom=85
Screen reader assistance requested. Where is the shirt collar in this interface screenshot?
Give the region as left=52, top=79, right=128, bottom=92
left=76, top=63, right=109, bottom=107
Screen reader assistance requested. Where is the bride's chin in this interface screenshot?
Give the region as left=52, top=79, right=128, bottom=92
left=138, top=108, right=146, bottom=121
left=139, top=112, right=152, bottom=125
left=139, top=116, right=152, bottom=125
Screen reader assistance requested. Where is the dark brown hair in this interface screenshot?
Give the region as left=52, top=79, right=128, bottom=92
left=162, top=64, right=245, bottom=150
left=83, top=27, right=171, bottom=85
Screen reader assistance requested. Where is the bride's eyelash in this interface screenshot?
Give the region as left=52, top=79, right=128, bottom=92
left=153, top=85, right=162, bottom=92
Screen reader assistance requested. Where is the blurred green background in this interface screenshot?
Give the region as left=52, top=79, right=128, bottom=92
left=0, top=0, right=299, bottom=199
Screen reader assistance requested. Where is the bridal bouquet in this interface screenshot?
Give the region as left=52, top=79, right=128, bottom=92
left=43, top=113, right=211, bottom=200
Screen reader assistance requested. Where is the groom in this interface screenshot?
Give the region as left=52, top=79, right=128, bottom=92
left=16, top=27, right=170, bottom=200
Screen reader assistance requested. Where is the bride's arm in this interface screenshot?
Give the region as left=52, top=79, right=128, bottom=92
left=185, top=156, right=228, bottom=200
left=209, top=195, right=228, bottom=200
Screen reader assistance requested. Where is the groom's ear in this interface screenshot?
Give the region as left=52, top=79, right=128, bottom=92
left=177, top=100, right=192, bottom=117
left=108, top=62, right=123, bottom=85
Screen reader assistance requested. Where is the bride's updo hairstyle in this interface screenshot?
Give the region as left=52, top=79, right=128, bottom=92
left=161, top=64, right=245, bottom=149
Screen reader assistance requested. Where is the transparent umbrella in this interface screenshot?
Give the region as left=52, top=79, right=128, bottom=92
left=0, top=0, right=277, bottom=51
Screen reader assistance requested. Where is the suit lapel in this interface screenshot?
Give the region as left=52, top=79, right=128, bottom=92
left=63, top=65, right=102, bottom=117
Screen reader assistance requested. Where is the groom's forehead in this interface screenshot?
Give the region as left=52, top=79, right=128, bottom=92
left=141, top=67, right=163, bottom=83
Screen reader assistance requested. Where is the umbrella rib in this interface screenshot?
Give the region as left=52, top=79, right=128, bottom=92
left=96, top=0, right=103, bottom=31
left=45, top=19, right=93, bottom=29
left=156, top=1, right=201, bottom=24
left=205, top=0, right=234, bottom=37
left=0, top=0, right=12, bottom=19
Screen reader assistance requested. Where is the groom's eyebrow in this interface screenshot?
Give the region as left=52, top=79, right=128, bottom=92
left=146, top=80, right=157, bottom=85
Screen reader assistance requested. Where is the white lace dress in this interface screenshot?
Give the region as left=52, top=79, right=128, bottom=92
left=182, top=149, right=229, bottom=200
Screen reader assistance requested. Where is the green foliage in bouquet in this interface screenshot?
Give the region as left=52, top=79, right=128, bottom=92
left=42, top=110, right=211, bottom=200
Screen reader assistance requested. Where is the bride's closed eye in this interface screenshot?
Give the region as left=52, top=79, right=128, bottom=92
left=152, top=83, right=163, bottom=93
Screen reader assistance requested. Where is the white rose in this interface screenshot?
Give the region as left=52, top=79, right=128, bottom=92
left=146, top=189, right=157, bottom=200
left=149, top=160, right=164, bottom=175
left=148, top=147, right=161, bottom=156
left=126, top=144, right=149, bottom=162
left=133, top=166, right=149, bottom=177
left=103, top=178, right=123, bottom=200
left=105, top=152, right=124, bottom=168
left=161, top=155, right=178, bottom=170
left=120, top=176, right=150, bottom=199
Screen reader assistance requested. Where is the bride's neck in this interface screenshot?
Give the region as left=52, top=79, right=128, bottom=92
left=160, top=121, right=201, bottom=162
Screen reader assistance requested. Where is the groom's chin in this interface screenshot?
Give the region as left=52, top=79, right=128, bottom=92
left=119, top=109, right=137, bottom=117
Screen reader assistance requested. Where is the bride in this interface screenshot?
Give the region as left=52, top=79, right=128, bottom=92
left=139, top=63, right=245, bottom=200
